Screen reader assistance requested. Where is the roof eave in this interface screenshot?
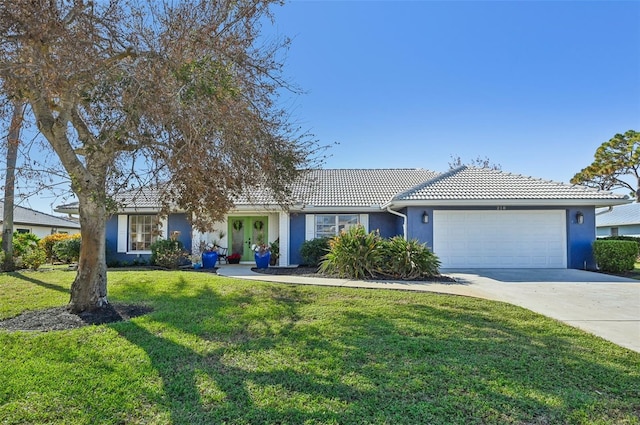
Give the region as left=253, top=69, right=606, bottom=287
left=289, top=205, right=383, bottom=213
left=384, top=198, right=632, bottom=209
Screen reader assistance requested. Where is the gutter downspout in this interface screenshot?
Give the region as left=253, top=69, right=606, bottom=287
left=386, top=206, right=408, bottom=240
left=595, top=206, right=613, bottom=216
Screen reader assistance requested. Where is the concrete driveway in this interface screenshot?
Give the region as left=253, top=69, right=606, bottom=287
left=441, top=268, right=640, bottom=353
left=218, top=266, right=640, bottom=353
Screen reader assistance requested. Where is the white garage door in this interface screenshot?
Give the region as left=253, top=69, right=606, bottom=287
left=433, top=210, right=567, bottom=268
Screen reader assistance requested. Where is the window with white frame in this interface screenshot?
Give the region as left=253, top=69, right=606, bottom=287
left=129, top=215, right=159, bottom=251
left=315, top=214, right=360, bottom=238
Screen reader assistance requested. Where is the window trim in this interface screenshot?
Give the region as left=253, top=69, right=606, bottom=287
left=128, top=214, right=158, bottom=253
left=315, top=214, right=360, bottom=238
left=305, top=214, right=369, bottom=241
left=117, top=214, right=167, bottom=254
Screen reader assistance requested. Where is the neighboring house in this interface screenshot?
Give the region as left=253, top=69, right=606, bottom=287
left=55, top=166, right=629, bottom=269
left=596, top=203, right=640, bottom=237
left=0, top=204, right=81, bottom=238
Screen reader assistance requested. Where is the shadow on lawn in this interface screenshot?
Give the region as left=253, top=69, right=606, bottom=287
left=112, top=276, right=640, bottom=424
left=113, top=279, right=360, bottom=423
left=9, top=271, right=69, bottom=294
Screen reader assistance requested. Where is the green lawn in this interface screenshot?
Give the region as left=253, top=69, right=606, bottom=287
left=1, top=270, right=639, bottom=425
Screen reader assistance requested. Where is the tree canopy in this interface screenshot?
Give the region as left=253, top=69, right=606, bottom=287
left=571, top=130, right=640, bottom=201
left=0, top=0, right=320, bottom=311
left=448, top=155, right=501, bottom=170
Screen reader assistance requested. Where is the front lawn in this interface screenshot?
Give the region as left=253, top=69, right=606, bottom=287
left=1, top=270, right=639, bottom=424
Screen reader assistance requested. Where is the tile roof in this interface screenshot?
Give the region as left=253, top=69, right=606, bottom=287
left=55, top=167, right=628, bottom=213
left=234, top=168, right=441, bottom=207
left=596, top=203, right=640, bottom=226
left=392, top=166, right=628, bottom=203
left=0, top=205, right=80, bottom=229
left=56, top=187, right=167, bottom=213
left=113, top=187, right=164, bottom=209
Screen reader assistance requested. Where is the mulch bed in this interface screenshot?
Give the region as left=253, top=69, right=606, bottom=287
left=0, top=303, right=153, bottom=332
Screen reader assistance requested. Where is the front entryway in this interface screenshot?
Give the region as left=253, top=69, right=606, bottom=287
left=228, top=216, right=268, bottom=262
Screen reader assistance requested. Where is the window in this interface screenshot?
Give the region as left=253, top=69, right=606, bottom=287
left=129, top=215, right=160, bottom=251
left=15, top=228, right=30, bottom=234
left=611, top=227, right=619, bottom=236
left=315, top=214, right=359, bottom=238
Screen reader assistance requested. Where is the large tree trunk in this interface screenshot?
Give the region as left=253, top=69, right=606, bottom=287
left=1, top=100, right=24, bottom=272
left=68, top=189, right=108, bottom=313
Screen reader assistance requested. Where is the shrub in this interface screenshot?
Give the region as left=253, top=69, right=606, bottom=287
left=300, top=237, right=331, bottom=267
left=319, top=228, right=442, bottom=280
left=40, top=233, right=80, bottom=263
left=150, top=239, right=188, bottom=269
left=0, top=233, right=40, bottom=269
left=53, top=237, right=82, bottom=263
left=599, top=235, right=640, bottom=253
left=22, top=247, right=47, bottom=270
left=10, top=232, right=39, bottom=258
left=320, top=226, right=382, bottom=279
left=379, top=236, right=441, bottom=279
left=593, top=240, right=638, bottom=273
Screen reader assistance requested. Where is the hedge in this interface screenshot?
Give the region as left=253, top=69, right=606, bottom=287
left=593, top=239, right=638, bottom=273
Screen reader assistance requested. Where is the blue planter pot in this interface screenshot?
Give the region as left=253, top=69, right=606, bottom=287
left=254, top=252, right=270, bottom=269
left=202, top=251, right=218, bottom=269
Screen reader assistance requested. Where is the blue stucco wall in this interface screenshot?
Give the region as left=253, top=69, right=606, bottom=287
left=406, top=206, right=434, bottom=249
left=566, top=207, right=596, bottom=269
left=289, top=213, right=306, bottom=265
left=369, top=212, right=402, bottom=238
left=105, top=213, right=193, bottom=266
left=169, top=213, right=192, bottom=253
left=105, top=215, right=121, bottom=264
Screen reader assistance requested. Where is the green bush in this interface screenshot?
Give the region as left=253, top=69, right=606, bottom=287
left=0, top=233, right=42, bottom=270
left=379, top=236, right=441, bottom=279
left=150, top=239, right=188, bottom=269
left=593, top=240, right=638, bottom=273
left=53, top=237, right=82, bottom=263
left=599, top=235, right=640, bottom=253
left=299, top=237, right=331, bottom=267
left=320, top=226, right=383, bottom=279
left=21, top=247, right=47, bottom=270
left=40, top=233, right=80, bottom=263
left=9, top=232, right=39, bottom=258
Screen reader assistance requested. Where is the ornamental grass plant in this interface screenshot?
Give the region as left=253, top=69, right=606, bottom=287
left=320, top=226, right=441, bottom=280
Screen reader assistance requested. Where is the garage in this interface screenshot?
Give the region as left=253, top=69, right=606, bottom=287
left=433, top=210, right=567, bottom=268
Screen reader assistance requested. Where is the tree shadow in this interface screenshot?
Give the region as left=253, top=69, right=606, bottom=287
left=110, top=278, right=640, bottom=424
left=112, top=282, right=361, bottom=423
left=8, top=271, right=69, bottom=294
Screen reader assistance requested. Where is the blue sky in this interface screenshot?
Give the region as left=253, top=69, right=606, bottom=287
left=17, top=0, right=640, bottom=214
left=267, top=0, right=640, bottom=179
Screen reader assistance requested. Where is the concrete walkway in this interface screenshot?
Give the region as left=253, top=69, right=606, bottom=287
left=216, top=265, right=640, bottom=353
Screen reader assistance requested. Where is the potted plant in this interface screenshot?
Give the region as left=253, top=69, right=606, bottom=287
left=191, top=254, right=202, bottom=269
left=227, top=252, right=241, bottom=264
left=269, top=239, right=280, bottom=266
left=252, top=243, right=270, bottom=269
left=201, top=243, right=218, bottom=269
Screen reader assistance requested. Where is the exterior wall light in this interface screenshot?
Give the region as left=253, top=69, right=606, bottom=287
left=422, top=211, right=429, bottom=224
left=576, top=211, right=584, bottom=224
